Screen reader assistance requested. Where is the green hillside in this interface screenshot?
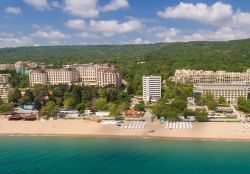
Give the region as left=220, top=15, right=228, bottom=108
left=1, top=39, right=250, bottom=94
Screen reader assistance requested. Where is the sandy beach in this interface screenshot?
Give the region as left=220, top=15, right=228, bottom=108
left=1, top=119, right=250, bottom=140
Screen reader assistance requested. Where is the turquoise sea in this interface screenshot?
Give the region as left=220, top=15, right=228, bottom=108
left=1, top=137, right=250, bottom=174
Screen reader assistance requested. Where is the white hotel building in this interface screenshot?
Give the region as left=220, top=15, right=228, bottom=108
left=29, top=64, right=121, bottom=88
left=143, top=76, right=161, bottom=102
left=194, top=82, right=250, bottom=105
left=0, top=74, right=12, bottom=103
left=170, top=69, right=250, bottom=84
left=170, top=69, right=250, bottom=105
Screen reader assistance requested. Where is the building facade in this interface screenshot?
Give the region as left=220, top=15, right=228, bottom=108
left=29, top=64, right=121, bottom=87
left=47, top=68, right=79, bottom=85
left=170, top=69, right=250, bottom=84
left=29, top=70, right=48, bottom=87
left=194, top=82, right=250, bottom=105
left=97, top=67, right=121, bottom=87
left=71, top=64, right=101, bottom=86
left=0, top=64, right=15, bottom=71
left=0, top=74, right=12, bottom=103
left=143, top=76, right=161, bottom=102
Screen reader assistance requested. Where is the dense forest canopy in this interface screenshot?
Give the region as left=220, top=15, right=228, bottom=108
left=1, top=39, right=250, bottom=95
left=0, top=39, right=250, bottom=72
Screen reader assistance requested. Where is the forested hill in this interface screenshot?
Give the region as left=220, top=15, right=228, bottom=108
left=1, top=39, right=250, bottom=72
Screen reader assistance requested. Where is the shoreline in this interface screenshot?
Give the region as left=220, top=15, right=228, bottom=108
left=2, top=133, right=250, bottom=142
left=1, top=120, right=250, bottom=141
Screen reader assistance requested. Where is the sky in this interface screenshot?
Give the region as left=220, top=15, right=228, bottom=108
left=1, top=0, right=250, bottom=48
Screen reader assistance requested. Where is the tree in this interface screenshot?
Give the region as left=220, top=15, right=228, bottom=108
left=63, top=96, right=76, bottom=109
left=237, top=96, right=250, bottom=113
left=8, top=88, right=22, bottom=104
left=134, top=103, right=145, bottom=111
left=0, top=103, right=13, bottom=113
left=95, top=98, right=108, bottom=110
left=183, top=109, right=195, bottom=117
left=20, top=89, right=34, bottom=105
left=194, top=109, right=208, bottom=122
left=202, top=93, right=217, bottom=110
left=153, top=101, right=178, bottom=120
left=76, top=103, right=86, bottom=113
left=218, top=96, right=227, bottom=106
left=108, top=103, right=121, bottom=116
left=40, top=101, right=59, bottom=118
left=171, top=97, right=187, bottom=112
left=122, top=101, right=130, bottom=110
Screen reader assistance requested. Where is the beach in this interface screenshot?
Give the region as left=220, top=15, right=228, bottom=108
left=1, top=120, right=250, bottom=140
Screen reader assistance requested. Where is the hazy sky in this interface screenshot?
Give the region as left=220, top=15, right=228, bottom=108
left=1, top=0, right=250, bottom=47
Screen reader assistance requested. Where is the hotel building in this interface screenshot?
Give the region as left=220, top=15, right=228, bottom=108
left=194, top=82, right=250, bottom=105
left=170, top=69, right=250, bottom=84
left=143, top=76, right=161, bottom=102
left=97, top=66, right=121, bottom=87
left=29, top=70, right=48, bottom=87
left=0, top=64, right=15, bottom=71
left=29, top=64, right=121, bottom=88
left=46, top=68, right=79, bottom=85
left=0, top=74, right=12, bottom=103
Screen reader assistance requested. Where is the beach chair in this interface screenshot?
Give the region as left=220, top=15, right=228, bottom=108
left=182, top=122, right=185, bottom=129
left=176, top=122, right=179, bottom=129
left=173, top=122, right=176, bottom=129
left=179, top=122, right=182, bottom=129
left=169, top=122, right=172, bottom=129
left=165, top=121, right=169, bottom=128
left=188, top=122, right=193, bottom=129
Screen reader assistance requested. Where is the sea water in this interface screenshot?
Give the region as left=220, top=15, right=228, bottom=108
left=0, top=137, right=250, bottom=174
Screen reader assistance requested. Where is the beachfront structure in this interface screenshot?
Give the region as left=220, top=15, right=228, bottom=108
left=0, top=74, right=11, bottom=84
left=143, top=76, right=161, bottom=102
left=193, top=82, right=250, bottom=105
left=0, top=74, right=12, bottom=103
left=46, top=68, right=79, bottom=85
left=29, top=64, right=121, bottom=87
left=170, top=69, right=250, bottom=84
left=29, top=70, right=48, bottom=87
left=0, top=84, right=11, bottom=103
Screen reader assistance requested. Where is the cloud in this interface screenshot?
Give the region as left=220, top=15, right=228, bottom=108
left=51, top=1, right=61, bottom=8
left=131, top=38, right=151, bottom=44
left=5, top=7, right=22, bottom=14
left=65, top=19, right=86, bottom=30
left=77, top=32, right=100, bottom=39
left=150, top=26, right=250, bottom=43
left=89, top=19, right=143, bottom=37
left=0, top=32, right=34, bottom=48
left=23, top=0, right=50, bottom=11
left=102, top=0, right=129, bottom=12
left=231, top=12, right=250, bottom=28
left=157, top=2, right=233, bottom=24
left=64, top=0, right=99, bottom=18
left=31, top=30, right=70, bottom=40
